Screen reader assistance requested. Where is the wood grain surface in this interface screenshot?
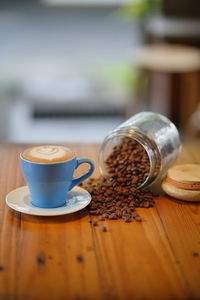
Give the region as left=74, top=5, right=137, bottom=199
left=0, top=142, right=200, bottom=300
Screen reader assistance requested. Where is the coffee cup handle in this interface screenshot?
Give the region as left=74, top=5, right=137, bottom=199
left=69, top=158, right=95, bottom=191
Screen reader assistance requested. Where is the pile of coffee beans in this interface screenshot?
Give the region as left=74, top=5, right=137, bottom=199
left=80, top=137, right=158, bottom=230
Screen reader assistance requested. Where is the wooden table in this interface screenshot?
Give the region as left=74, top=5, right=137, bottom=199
left=0, top=142, right=200, bottom=300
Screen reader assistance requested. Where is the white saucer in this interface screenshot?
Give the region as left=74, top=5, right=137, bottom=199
left=6, top=186, right=91, bottom=216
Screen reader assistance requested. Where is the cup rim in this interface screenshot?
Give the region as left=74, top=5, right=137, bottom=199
left=20, top=153, right=76, bottom=165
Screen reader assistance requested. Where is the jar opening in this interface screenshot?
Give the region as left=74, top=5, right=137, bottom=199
left=99, top=132, right=160, bottom=189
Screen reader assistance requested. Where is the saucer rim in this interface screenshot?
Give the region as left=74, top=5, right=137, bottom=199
left=6, top=185, right=91, bottom=216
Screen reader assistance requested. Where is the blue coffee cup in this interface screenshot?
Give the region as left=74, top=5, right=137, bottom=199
left=20, top=154, right=94, bottom=208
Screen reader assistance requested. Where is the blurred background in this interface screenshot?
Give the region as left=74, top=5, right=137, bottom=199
left=0, top=0, right=200, bottom=143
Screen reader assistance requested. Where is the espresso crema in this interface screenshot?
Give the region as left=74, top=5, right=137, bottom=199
left=21, top=145, right=74, bottom=163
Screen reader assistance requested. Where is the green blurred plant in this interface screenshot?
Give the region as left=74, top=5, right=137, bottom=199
left=115, top=0, right=162, bottom=42
left=93, top=1, right=163, bottom=103
left=98, top=63, right=148, bottom=101
left=116, top=0, right=162, bottom=21
left=109, top=0, right=163, bottom=102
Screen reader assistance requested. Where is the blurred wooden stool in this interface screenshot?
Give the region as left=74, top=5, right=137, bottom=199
left=135, top=44, right=200, bottom=136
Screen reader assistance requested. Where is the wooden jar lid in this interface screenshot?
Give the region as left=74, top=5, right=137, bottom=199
left=162, top=164, right=200, bottom=202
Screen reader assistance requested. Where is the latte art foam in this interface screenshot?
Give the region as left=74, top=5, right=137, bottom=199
left=22, top=145, right=74, bottom=163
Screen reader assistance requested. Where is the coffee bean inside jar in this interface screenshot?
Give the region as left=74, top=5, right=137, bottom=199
left=104, top=137, right=150, bottom=188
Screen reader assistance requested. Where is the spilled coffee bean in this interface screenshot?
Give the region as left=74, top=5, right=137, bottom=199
left=92, top=220, right=98, bottom=227
left=80, top=137, right=158, bottom=228
left=100, top=226, right=108, bottom=232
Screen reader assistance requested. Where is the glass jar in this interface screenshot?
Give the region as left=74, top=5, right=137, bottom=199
left=99, top=112, right=181, bottom=188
